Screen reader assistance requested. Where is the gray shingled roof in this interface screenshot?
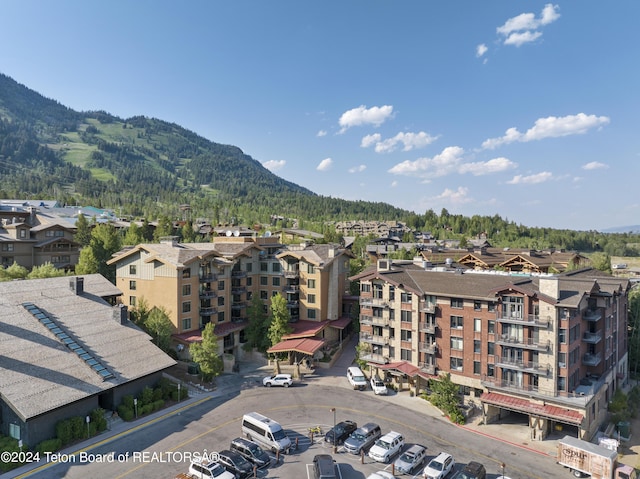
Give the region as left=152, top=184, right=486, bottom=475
left=0, top=275, right=176, bottom=421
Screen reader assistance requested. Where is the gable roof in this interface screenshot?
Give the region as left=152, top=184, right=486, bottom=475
left=0, top=275, right=175, bottom=421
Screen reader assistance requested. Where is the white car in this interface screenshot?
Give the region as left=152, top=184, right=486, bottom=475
left=368, top=431, right=404, bottom=463
left=423, top=452, right=455, bottom=479
left=394, top=444, right=427, bottom=474
left=262, top=373, right=293, bottom=387
left=189, top=460, right=235, bottom=479
left=367, top=472, right=397, bottom=479
left=370, top=376, right=388, bottom=395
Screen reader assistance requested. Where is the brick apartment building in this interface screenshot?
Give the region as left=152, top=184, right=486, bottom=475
left=352, top=258, right=631, bottom=441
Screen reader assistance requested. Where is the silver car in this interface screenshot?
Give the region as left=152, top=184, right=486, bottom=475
left=394, top=444, right=427, bottom=474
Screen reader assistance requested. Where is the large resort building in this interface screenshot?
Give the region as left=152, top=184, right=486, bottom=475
left=352, top=258, right=631, bottom=441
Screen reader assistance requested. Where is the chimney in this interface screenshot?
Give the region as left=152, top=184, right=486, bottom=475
left=70, top=277, right=84, bottom=295
left=114, top=304, right=129, bottom=324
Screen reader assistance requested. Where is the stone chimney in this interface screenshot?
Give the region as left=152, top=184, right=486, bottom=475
left=69, top=277, right=84, bottom=295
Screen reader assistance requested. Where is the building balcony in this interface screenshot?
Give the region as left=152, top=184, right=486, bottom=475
left=418, top=322, right=436, bottom=334
left=494, top=357, right=550, bottom=375
left=362, top=353, right=389, bottom=364
left=419, top=362, right=436, bottom=375
left=419, top=342, right=437, bottom=354
left=496, top=334, right=550, bottom=352
left=199, top=290, right=217, bottom=299
left=480, top=377, right=539, bottom=394
left=582, top=331, right=603, bottom=344
left=231, top=301, right=246, bottom=310
left=583, top=352, right=602, bottom=367
left=360, top=315, right=373, bottom=325
left=360, top=332, right=389, bottom=345
left=231, top=270, right=247, bottom=278
left=283, top=284, right=299, bottom=293
left=286, top=300, right=299, bottom=308
left=497, top=313, right=550, bottom=327
left=200, top=307, right=218, bottom=316
left=283, top=269, right=299, bottom=278
left=231, top=286, right=246, bottom=295
left=199, top=273, right=218, bottom=282
left=583, top=308, right=602, bottom=322
left=359, top=297, right=389, bottom=308
left=420, top=302, right=436, bottom=314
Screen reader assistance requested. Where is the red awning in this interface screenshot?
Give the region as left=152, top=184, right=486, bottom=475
left=282, top=320, right=329, bottom=340
left=375, top=361, right=434, bottom=380
left=329, top=317, right=352, bottom=329
left=481, top=392, right=584, bottom=425
left=267, top=337, right=325, bottom=355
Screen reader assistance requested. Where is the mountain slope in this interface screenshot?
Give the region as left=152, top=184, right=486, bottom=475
left=0, top=73, right=409, bottom=223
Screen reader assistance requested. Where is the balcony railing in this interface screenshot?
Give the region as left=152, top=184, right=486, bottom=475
left=231, top=270, right=247, bottom=278
left=497, top=313, right=550, bottom=327
left=283, top=284, right=299, bottom=293
left=199, top=290, right=217, bottom=299
left=583, top=309, right=602, bottom=322
left=480, top=377, right=539, bottom=394
left=496, top=334, right=550, bottom=351
left=360, top=332, right=389, bottom=345
left=360, top=315, right=373, bottom=325
left=371, top=316, right=389, bottom=327
left=420, top=302, right=436, bottom=314
left=583, top=352, right=602, bottom=366
left=200, top=307, right=218, bottom=316
left=231, top=301, right=247, bottom=310
left=582, top=331, right=602, bottom=344
left=231, top=286, right=246, bottom=295
left=419, top=362, right=436, bottom=375
left=199, top=273, right=218, bottom=282
left=419, top=342, right=437, bottom=354
left=359, top=297, right=389, bottom=308
left=283, top=269, right=299, bottom=278
left=361, top=353, right=389, bottom=364
left=286, top=300, right=299, bottom=308
left=494, top=357, right=550, bottom=374
left=418, top=322, right=436, bottom=334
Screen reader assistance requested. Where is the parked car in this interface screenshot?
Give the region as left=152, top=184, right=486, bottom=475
left=188, top=460, right=235, bottom=479
left=229, top=437, right=271, bottom=469
left=262, top=373, right=293, bottom=387
left=394, top=444, right=427, bottom=474
left=368, top=431, right=405, bottom=463
left=324, top=420, right=357, bottom=445
left=347, top=366, right=368, bottom=390
left=423, top=452, right=455, bottom=479
left=312, top=454, right=338, bottom=479
left=370, top=376, right=388, bottom=395
left=451, top=461, right=486, bottom=479
left=217, top=450, right=254, bottom=479
left=343, top=422, right=382, bottom=455
left=366, top=472, right=397, bottom=479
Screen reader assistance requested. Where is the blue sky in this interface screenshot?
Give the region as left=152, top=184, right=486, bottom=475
left=1, top=1, right=638, bottom=231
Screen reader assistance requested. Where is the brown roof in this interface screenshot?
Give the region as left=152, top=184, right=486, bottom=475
left=267, top=337, right=325, bottom=355
left=481, top=392, right=584, bottom=425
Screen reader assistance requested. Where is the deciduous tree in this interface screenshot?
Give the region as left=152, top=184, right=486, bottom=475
left=190, top=322, right=223, bottom=382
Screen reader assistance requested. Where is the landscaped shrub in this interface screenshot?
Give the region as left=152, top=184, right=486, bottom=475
left=90, top=408, right=108, bottom=433
left=117, top=405, right=134, bottom=421
left=141, top=386, right=154, bottom=406
left=123, top=395, right=135, bottom=410
left=153, top=387, right=163, bottom=402
left=153, top=399, right=165, bottom=411
left=56, top=419, right=73, bottom=446
left=35, top=438, right=62, bottom=454
left=141, top=404, right=153, bottom=416
left=69, top=416, right=85, bottom=440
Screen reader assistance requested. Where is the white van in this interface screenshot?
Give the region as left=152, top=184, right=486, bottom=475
left=347, top=366, right=367, bottom=390
left=241, top=412, right=291, bottom=454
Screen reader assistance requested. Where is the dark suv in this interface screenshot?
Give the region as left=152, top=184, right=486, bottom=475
left=324, top=420, right=357, bottom=446
left=230, top=437, right=271, bottom=469
left=454, top=461, right=486, bottom=479
left=312, top=454, right=337, bottom=479
left=217, top=449, right=254, bottom=479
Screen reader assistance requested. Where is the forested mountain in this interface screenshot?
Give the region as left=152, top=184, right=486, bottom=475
left=0, top=73, right=408, bottom=225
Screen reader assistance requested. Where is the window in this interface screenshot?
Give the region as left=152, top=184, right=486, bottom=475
left=308, top=279, right=316, bottom=289
left=389, top=286, right=395, bottom=301
left=373, top=284, right=383, bottom=299
left=19, top=229, right=27, bottom=239
left=307, top=263, right=315, bottom=274
left=218, top=311, right=225, bottom=322
left=558, top=352, right=567, bottom=369
left=182, top=269, right=191, bottom=279
left=401, top=310, right=412, bottom=322
left=450, top=316, right=463, bottom=328
left=473, top=340, right=481, bottom=354
left=129, top=280, right=137, bottom=290
left=401, top=292, right=412, bottom=303
left=473, top=361, right=481, bottom=375
left=570, top=324, right=580, bottom=342
left=558, top=376, right=566, bottom=391
left=487, top=364, right=495, bottom=377
left=260, top=262, right=268, bottom=272
left=260, top=276, right=268, bottom=286
left=389, top=309, right=395, bottom=320
left=488, top=320, right=495, bottom=334
left=246, top=291, right=253, bottom=300
left=129, top=265, right=137, bottom=275
left=450, top=336, right=463, bottom=350
left=400, top=329, right=412, bottom=341
left=129, top=296, right=137, bottom=307
left=182, top=284, right=191, bottom=296
left=246, top=263, right=252, bottom=272
left=308, top=309, right=317, bottom=319
left=182, top=302, right=191, bottom=313
left=488, top=301, right=496, bottom=312
left=182, top=318, right=191, bottom=330
left=9, top=423, right=20, bottom=440
left=450, top=357, right=463, bottom=371
left=361, top=283, right=371, bottom=293
left=373, top=307, right=383, bottom=318
left=218, top=280, right=225, bottom=291
left=450, top=298, right=463, bottom=309
left=260, top=290, right=268, bottom=300
left=474, top=301, right=481, bottom=311
left=474, top=318, right=481, bottom=332
left=308, top=294, right=316, bottom=304
left=218, top=296, right=225, bottom=306
left=487, top=342, right=494, bottom=355
left=1, top=244, right=14, bottom=251
left=246, top=277, right=252, bottom=286
left=559, top=328, right=567, bottom=344
left=272, top=262, right=281, bottom=273
left=401, top=349, right=412, bottom=361
left=272, top=277, right=280, bottom=287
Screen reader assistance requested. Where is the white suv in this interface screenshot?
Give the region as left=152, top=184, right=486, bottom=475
left=368, top=431, right=404, bottom=463
left=263, top=373, right=293, bottom=387
left=188, top=460, right=235, bottom=479
left=370, top=376, right=387, bottom=395
left=347, top=366, right=367, bottom=390
left=423, top=452, right=455, bottom=479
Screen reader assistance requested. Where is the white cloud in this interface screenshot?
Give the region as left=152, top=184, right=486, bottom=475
left=458, top=157, right=518, bottom=176
left=482, top=113, right=610, bottom=149
left=316, top=130, right=327, bottom=137
left=348, top=164, right=367, bottom=173
left=338, top=105, right=394, bottom=133
left=316, top=158, right=333, bottom=171
left=388, top=146, right=465, bottom=178
left=361, top=131, right=439, bottom=153
left=507, top=172, right=553, bottom=184
left=582, top=161, right=609, bottom=170
left=262, top=160, right=286, bottom=171
left=391, top=181, right=398, bottom=187
left=476, top=44, right=488, bottom=57
left=435, top=187, right=473, bottom=205
left=496, top=3, right=560, bottom=46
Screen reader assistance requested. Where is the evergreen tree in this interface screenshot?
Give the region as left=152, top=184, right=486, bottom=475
left=27, top=262, right=67, bottom=279
left=123, top=222, right=144, bottom=246
left=244, top=294, right=271, bottom=352
left=144, top=306, right=173, bottom=351
left=190, top=322, right=223, bottom=382
left=75, top=223, right=122, bottom=283
left=74, top=214, right=92, bottom=247
left=154, top=215, right=174, bottom=241
left=268, top=293, right=292, bottom=347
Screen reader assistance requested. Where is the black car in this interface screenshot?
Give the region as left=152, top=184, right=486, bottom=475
left=324, top=420, right=357, bottom=446
left=230, top=437, right=271, bottom=469
left=217, top=449, right=254, bottom=479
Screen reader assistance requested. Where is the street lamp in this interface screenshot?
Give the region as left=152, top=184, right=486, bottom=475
left=330, top=407, right=336, bottom=453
